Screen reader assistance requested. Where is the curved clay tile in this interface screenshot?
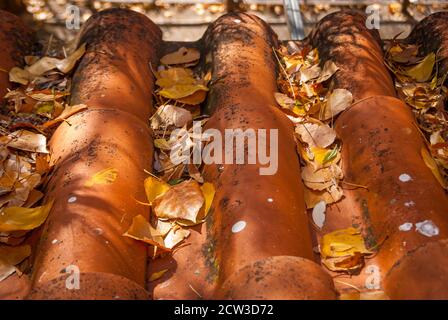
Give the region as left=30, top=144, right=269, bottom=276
left=149, top=12, right=336, bottom=300
left=1, top=7, right=447, bottom=300
left=311, top=11, right=448, bottom=299
left=28, top=8, right=162, bottom=299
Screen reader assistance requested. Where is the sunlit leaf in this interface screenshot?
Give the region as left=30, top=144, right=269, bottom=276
left=143, top=176, right=170, bottom=204
left=153, top=180, right=204, bottom=223
left=85, top=167, right=118, bottom=187
left=0, top=200, right=54, bottom=232
left=405, top=52, right=435, bottom=82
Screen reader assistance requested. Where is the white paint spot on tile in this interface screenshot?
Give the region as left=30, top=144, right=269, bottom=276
left=404, top=201, right=415, bottom=207
left=399, top=222, right=413, bottom=231
left=68, top=196, right=77, bottom=203
left=51, top=239, right=59, bottom=244
left=399, top=173, right=412, bottom=182
left=231, top=221, right=246, bottom=233
left=416, top=220, right=439, bottom=237
left=312, top=200, right=326, bottom=229
left=267, top=198, right=274, bottom=203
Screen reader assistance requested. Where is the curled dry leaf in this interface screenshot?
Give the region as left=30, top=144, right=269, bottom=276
left=153, top=180, right=204, bottom=224
left=85, top=167, right=118, bottom=187
left=421, top=147, right=447, bottom=188
left=0, top=244, right=31, bottom=282
left=405, top=52, right=435, bottom=82
left=149, top=269, right=169, bottom=282
left=0, top=200, right=54, bottom=232
left=42, top=104, right=87, bottom=128
left=26, top=43, right=86, bottom=76
left=320, top=227, right=373, bottom=272
left=321, top=88, right=353, bottom=120
left=296, top=122, right=336, bottom=148
left=304, top=184, right=343, bottom=209
left=301, top=164, right=343, bottom=191
left=151, top=104, right=193, bottom=130
left=160, top=47, right=200, bottom=66
left=143, top=176, right=170, bottom=204
left=315, top=60, right=339, bottom=83
left=300, top=64, right=321, bottom=83
left=1, top=130, right=49, bottom=153
left=164, top=226, right=190, bottom=249
left=123, top=214, right=167, bottom=249
left=9, top=67, right=31, bottom=85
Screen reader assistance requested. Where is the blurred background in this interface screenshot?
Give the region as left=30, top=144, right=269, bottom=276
left=1, top=0, right=448, bottom=42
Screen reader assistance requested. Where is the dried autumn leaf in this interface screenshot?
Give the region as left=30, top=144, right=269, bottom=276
left=42, top=104, right=87, bottom=128
left=2, top=130, right=49, bottom=153
left=123, top=215, right=167, bottom=249
left=405, top=52, right=435, bottom=82
left=85, top=167, right=118, bottom=187
left=301, top=164, right=343, bottom=191
left=9, top=67, right=31, bottom=85
left=300, top=64, right=321, bottom=83
left=160, top=47, right=200, bottom=66
left=153, top=180, right=204, bottom=223
left=176, top=90, right=207, bottom=105
left=188, top=163, right=204, bottom=183
left=0, top=244, right=31, bottom=282
left=163, top=226, right=190, bottom=249
left=0, top=200, right=54, bottom=232
left=151, top=104, right=193, bottom=130
left=149, top=269, right=169, bottom=282
left=26, top=43, right=86, bottom=76
left=315, top=60, right=339, bottom=83
left=421, top=147, right=447, bottom=188
left=321, top=89, right=353, bottom=120
left=156, top=68, right=195, bottom=86
left=274, top=92, right=295, bottom=109
left=321, top=227, right=372, bottom=259
left=159, top=84, right=209, bottom=100
left=144, top=176, right=170, bottom=204
left=199, top=182, right=215, bottom=219
left=296, top=122, right=336, bottom=148
left=304, top=184, right=343, bottom=209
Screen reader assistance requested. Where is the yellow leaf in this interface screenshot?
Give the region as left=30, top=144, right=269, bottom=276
left=154, top=138, right=172, bottom=150
left=320, top=227, right=371, bottom=259
left=123, top=215, right=169, bottom=250
left=421, top=147, right=447, bottom=188
left=199, top=182, right=215, bottom=219
left=0, top=200, right=54, bottom=232
left=144, top=176, right=170, bottom=204
left=405, top=52, right=435, bottom=82
left=149, top=269, right=169, bottom=282
left=159, top=84, right=209, bottom=100
left=42, top=104, right=87, bottom=128
left=85, top=168, right=118, bottom=187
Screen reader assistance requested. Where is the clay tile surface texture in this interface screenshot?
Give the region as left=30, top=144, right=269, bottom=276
left=0, top=7, right=448, bottom=300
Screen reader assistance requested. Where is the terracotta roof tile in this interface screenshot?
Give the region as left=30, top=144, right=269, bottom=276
left=0, top=7, right=448, bottom=300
